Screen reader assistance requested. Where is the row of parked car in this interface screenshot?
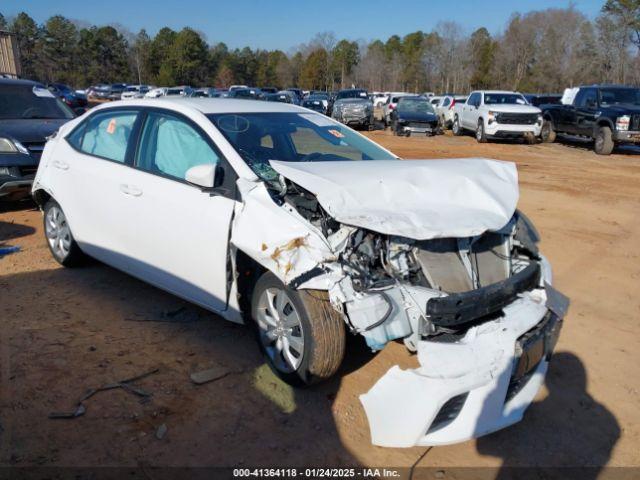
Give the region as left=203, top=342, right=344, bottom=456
left=2, top=77, right=639, bottom=207
left=372, top=86, right=640, bottom=155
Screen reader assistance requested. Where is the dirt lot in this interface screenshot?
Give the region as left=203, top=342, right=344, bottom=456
left=1, top=131, right=639, bottom=475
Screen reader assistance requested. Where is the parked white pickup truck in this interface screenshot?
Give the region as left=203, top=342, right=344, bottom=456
left=452, top=90, right=542, bottom=143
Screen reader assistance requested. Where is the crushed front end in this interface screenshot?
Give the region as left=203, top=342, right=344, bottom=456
left=240, top=158, right=569, bottom=447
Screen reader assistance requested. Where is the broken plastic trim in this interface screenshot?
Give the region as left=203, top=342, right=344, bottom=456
left=426, top=262, right=541, bottom=327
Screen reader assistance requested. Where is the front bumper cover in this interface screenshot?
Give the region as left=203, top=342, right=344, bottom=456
left=360, top=283, right=569, bottom=447
left=614, top=130, right=640, bottom=143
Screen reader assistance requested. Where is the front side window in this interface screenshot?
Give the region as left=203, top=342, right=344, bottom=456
left=136, top=112, right=219, bottom=180
left=76, top=110, right=138, bottom=163
left=208, top=112, right=396, bottom=182
left=599, top=88, right=639, bottom=106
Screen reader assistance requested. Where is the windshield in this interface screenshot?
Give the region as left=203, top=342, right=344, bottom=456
left=336, top=90, right=368, bottom=100
left=397, top=98, right=434, bottom=114
left=600, top=88, right=640, bottom=106
left=207, top=112, right=395, bottom=182
left=0, top=85, right=75, bottom=120
left=484, top=93, right=527, bottom=105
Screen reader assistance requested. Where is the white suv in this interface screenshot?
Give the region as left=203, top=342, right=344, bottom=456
left=452, top=90, right=542, bottom=142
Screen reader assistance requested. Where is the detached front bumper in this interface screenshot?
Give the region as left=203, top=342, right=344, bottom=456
left=398, top=123, right=439, bottom=135
left=360, top=283, right=568, bottom=447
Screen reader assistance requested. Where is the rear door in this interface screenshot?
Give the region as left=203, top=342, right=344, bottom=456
left=462, top=92, right=480, bottom=129
left=58, top=108, right=141, bottom=260
left=114, top=108, right=237, bottom=312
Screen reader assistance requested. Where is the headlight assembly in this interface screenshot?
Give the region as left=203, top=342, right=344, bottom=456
left=616, top=115, right=630, bottom=131
left=0, top=138, right=29, bottom=154
left=0, top=137, right=18, bottom=153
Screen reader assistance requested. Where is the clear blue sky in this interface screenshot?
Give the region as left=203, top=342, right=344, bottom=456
left=2, top=0, right=605, bottom=50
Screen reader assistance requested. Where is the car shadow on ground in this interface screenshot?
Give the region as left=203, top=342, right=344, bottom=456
left=475, top=351, right=620, bottom=479
left=0, top=261, right=375, bottom=468
left=0, top=220, right=36, bottom=242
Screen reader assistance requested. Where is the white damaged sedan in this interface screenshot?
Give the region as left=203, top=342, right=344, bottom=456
left=32, top=98, right=568, bottom=447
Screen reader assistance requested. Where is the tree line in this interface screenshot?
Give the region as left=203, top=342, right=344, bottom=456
left=1, top=1, right=639, bottom=93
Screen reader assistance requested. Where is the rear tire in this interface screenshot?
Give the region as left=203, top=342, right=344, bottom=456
left=43, top=199, right=86, bottom=267
left=594, top=125, right=614, bottom=155
left=540, top=119, right=556, bottom=143
left=452, top=116, right=463, bottom=136
left=251, top=272, right=346, bottom=386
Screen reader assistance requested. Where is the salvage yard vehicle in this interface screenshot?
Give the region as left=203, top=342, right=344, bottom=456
left=47, top=83, right=88, bottom=110
left=32, top=98, right=568, bottom=447
left=0, top=78, right=75, bottom=201
left=540, top=84, right=640, bottom=155
left=264, top=92, right=295, bottom=104
left=382, top=92, right=411, bottom=126
left=121, top=85, right=151, bottom=100
left=389, top=96, right=440, bottom=136
left=453, top=90, right=542, bottom=143
left=331, top=89, right=374, bottom=129
left=302, top=93, right=329, bottom=115
left=436, top=95, right=467, bottom=129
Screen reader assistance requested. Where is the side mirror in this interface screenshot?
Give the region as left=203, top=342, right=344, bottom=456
left=185, top=164, right=216, bottom=189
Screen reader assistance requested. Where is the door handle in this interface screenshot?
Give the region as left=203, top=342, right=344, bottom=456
left=119, top=184, right=143, bottom=197
left=52, top=160, right=69, bottom=170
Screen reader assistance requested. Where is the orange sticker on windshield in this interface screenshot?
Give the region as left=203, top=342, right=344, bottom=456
left=328, top=129, right=344, bottom=138
left=106, top=118, right=116, bottom=134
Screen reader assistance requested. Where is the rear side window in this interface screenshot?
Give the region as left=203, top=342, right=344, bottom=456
left=136, top=111, right=219, bottom=181
left=443, top=98, right=451, bottom=107
left=74, top=110, right=138, bottom=163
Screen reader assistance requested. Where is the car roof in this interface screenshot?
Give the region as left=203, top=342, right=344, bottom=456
left=94, top=97, right=311, bottom=114
left=0, top=78, right=44, bottom=87
left=476, top=90, right=522, bottom=94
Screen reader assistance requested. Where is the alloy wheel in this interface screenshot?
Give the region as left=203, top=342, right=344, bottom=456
left=256, top=287, right=305, bottom=373
left=45, top=206, right=72, bottom=260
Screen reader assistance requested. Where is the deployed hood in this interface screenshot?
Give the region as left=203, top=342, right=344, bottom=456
left=270, top=159, right=519, bottom=240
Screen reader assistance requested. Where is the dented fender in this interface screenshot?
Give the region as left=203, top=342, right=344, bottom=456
left=230, top=178, right=343, bottom=288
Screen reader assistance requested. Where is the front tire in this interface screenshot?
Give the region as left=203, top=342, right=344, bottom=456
left=43, top=199, right=85, bottom=267
left=476, top=120, right=487, bottom=143
left=594, top=125, right=614, bottom=155
left=251, top=272, right=346, bottom=386
left=540, top=119, right=556, bottom=143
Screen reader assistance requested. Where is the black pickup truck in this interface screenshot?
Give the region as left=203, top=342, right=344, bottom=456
left=540, top=84, right=640, bottom=155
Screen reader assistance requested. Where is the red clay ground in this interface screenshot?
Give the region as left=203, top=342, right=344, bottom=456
left=1, top=131, right=638, bottom=476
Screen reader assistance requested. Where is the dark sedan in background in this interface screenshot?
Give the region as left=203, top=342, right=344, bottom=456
left=390, top=96, right=441, bottom=136
left=0, top=78, right=75, bottom=201
left=302, top=93, right=330, bottom=114
left=47, top=83, right=88, bottom=110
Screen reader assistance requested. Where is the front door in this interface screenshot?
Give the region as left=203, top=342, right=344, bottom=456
left=117, top=109, right=236, bottom=312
